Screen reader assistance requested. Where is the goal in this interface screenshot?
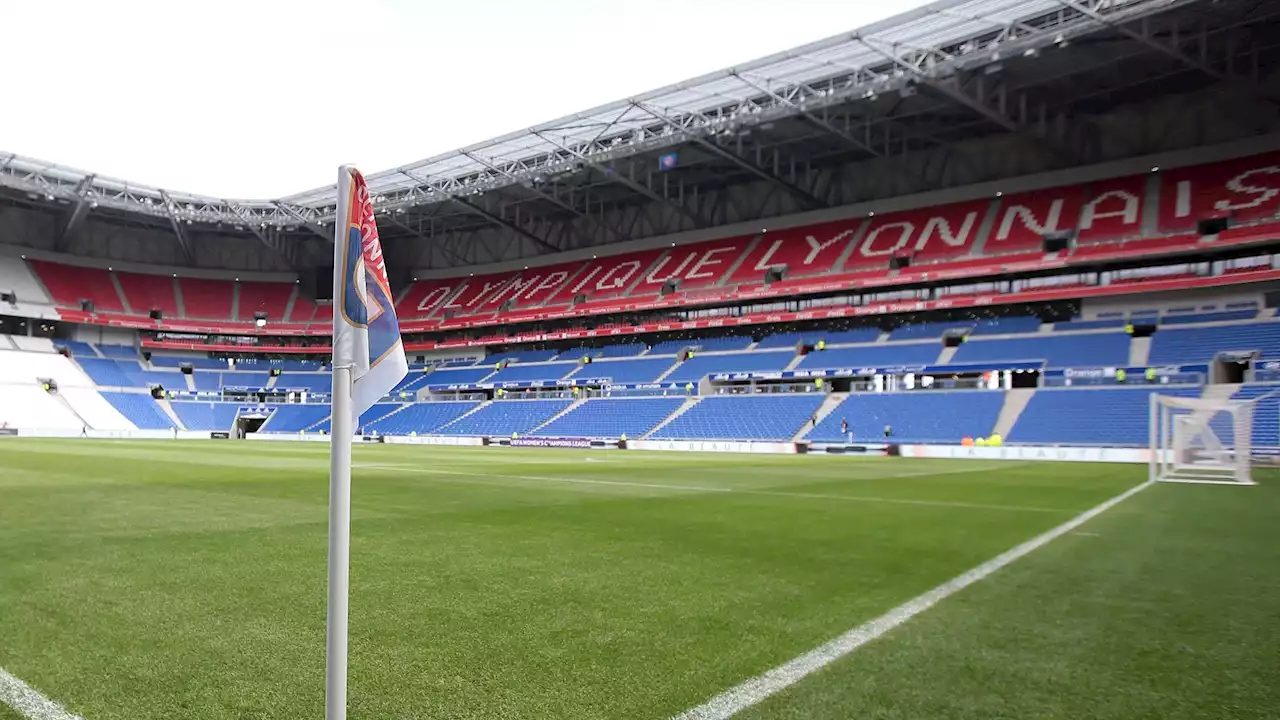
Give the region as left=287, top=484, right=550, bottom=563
left=1149, top=394, right=1256, bottom=485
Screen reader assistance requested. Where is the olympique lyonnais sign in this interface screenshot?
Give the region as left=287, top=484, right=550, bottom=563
left=509, top=437, right=593, bottom=449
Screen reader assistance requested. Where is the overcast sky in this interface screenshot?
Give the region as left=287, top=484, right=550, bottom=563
left=2, top=0, right=932, bottom=199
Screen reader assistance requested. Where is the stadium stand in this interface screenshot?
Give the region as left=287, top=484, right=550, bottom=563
left=262, top=405, right=331, bottom=433
left=179, top=277, right=235, bottom=319
left=437, top=399, right=573, bottom=436
left=664, top=351, right=795, bottom=384
left=579, top=357, right=675, bottom=384
left=100, top=392, right=175, bottom=430
left=28, top=261, right=124, bottom=312
left=151, top=355, right=228, bottom=370
left=807, top=391, right=1004, bottom=444
left=890, top=321, right=975, bottom=340
left=950, top=334, right=1130, bottom=367
left=116, top=272, right=178, bottom=316
left=534, top=397, right=685, bottom=438
left=60, top=387, right=135, bottom=430
left=1008, top=386, right=1201, bottom=446
left=796, top=343, right=942, bottom=370
left=652, top=393, right=825, bottom=441
left=486, top=350, right=560, bottom=364
left=54, top=340, right=99, bottom=358
left=1148, top=323, right=1280, bottom=364
left=422, top=367, right=495, bottom=388
left=237, top=281, right=293, bottom=320
left=97, top=344, right=139, bottom=360
left=172, top=402, right=240, bottom=431
left=274, top=373, right=332, bottom=393
left=486, top=362, right=578, bottom=384
left=363, top=401, right=480, bottom=435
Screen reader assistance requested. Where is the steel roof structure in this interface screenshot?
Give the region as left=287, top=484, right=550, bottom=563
left=1, top=0, right=1277, bottom=273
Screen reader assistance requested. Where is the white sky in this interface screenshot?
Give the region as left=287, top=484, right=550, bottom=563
left=3, top=0, right=932, bottom=199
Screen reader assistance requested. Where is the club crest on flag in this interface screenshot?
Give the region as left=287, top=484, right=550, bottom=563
left=333, top=167, right=408, bottom=424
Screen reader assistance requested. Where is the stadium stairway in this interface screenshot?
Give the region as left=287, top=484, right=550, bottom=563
left=992, top=387, right=1036, bottom=438
left=642, top=397, right=700, bottom=439
left=1130, top=335, right=1152, bottom=366
left=530, top=398, right=589, bottom=434
left=936, top=345, right=960, bottom=364
left=783, top=353, right=805, bottom=371
left=156, top=397, right=186, bottom=429
left=793, top=392, right=846, bottom=441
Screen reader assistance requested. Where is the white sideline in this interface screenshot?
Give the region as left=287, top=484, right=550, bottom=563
left=0, top=667, right=83, bottom=720
left=671, top=480, right=1156, bottom=720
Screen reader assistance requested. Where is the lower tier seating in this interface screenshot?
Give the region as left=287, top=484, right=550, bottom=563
left=364, top=402, right=481, bottom=435
left=263, top=404, right=332, bottom=432
left=1008, top=386, right=1200, bottom=446
left=807, top=391, right=1003, bottom=443
left=100, top=392, right=175, bottom=430
left=534, top=397, right=685, bottom=438
left=438, top=399, right=573, bottom=436
left=652, top=393, right=825, bottom=441
left=172, top=402, right=241, bottom=431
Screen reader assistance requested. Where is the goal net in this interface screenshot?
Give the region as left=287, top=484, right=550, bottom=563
left=1149, top=394, right=1256, bottom=485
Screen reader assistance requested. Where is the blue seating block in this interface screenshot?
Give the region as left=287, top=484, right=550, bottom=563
left=950, top=334, right=1129, bottom=367
left=101, top=392, right=175, bottom=430
left=438, top=400, right=573, bottom=436
left=796, top=343, right=940, bottom=370
left=1149, top=323, right=1280, bottom=364
left=664, top=351, right=794, bottom=384
left=582, top=357, right=676, bottom=384
left=534, top=397, right=684, bottom=438
left=487, top=362, right=578, bottom=384
left=263, top=405, right=332, bottom=432
left=1008, top=387, right=1199, bottom=446
left=364, top=402, right=481, bottom=435
left=807, top=391, right=1002, bottom=443
left=423, top=366, right=495, bottom=388
left=653, top=393, right=825, bottom=441
left=172, top=402, right=240, bottom=431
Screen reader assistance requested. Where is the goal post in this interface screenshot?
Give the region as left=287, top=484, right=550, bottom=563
left=1149, top=393, right=1256, bottom=486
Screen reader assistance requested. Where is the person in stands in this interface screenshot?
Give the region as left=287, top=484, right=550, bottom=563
left=841, top=418, right=850, bottom=443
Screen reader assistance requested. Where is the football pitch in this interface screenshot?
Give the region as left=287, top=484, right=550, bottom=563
left=1, top=440, right=1277, bottom=720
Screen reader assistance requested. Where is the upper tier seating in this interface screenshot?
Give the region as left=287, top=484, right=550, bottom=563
left=54, top=340, right=99, bottom=358
left=664, top=351, right=795, bottom=384
left=950, top=334, right=1130, bottom=367
left=422, top=367, right=495, bottom=388
left=652, top=393, right=824, bottom=441
left=649, top=336, right=754, bottom=355
left=486, top=362, right=578, bottom=384
left=486, top=350, right=559, bottom=364
left=237, top=281, right=293, bottom=320
left=172, top=402, right=241, bottom=431
left=580, top=357, right=675, bottom=384
left=151, top=355, right=229, bottom=370
left=1148, top=323, right=1280, bottom=364
left=968, top=316, right=1043, bottom=335
left=274, top=373, right=332, bottom=393
left=554, top=344, right=647, bottom=360
left=100, top=392, right=175, bottom=430
left=807, top=391, right=1003, bottom=443
left=363, top=402, right=480, bottom=435
left=97, top=344, right=138, bottom=360
left=0, top=256, right=54, bottom=316
left=534, top=397, right=685, bottom=438
left=1008, top=387, right=1200, bottom=446
left=437, top=399, right=573, bottom=436
left=28, top=260, right=123, bottom=312
left=795, top=343, right=941, bottom=370
left=116, top=272, right=178, bottom=316
left=1159, top=310, right=1258, bottom=325
left=179, top=278, right=234, bottom=318
left=891, top=321, right=974, bottom=340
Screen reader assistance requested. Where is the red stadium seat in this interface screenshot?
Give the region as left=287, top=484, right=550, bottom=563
left=28, top=260, right=124, bottom=312
left=116, top=271, right=179, bottom=317
left=546, top=248, right=666, bottom=306
left=236, top=281, right=293, bottom=321
left=179, top=277, right=234, bottom=319
left=396, top=278, right=456, bottom=319
left=1159, top=151, right=1280, bottom=233
left=844, top=199, right=992, bottom=269
left=1074, top=174, right=1147, bottom=245
left=471, top=259, right=584, bottom=312
left=985, top=187, right=1087, bottom=254
left=626, top=236, right=753, bottom=296
left=728, top=222, right=860, bottom=285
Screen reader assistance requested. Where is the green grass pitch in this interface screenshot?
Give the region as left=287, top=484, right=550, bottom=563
left=1, top=439, right=1278, bottom=719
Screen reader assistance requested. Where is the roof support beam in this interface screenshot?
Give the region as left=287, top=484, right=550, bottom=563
left=56, top=174, right=95, bottom=253
left=273, top=201, right=333, bottom=242
left=398, top=168, right=559, bottom=255
left=158, top=190, right=196, bottom=264
left=227, top=204, right=303, bottom=272
left=856, top=37, right=1079, bottom=165
left=731, top=72, right=884, bottom=158
left=633, top=101, right=828, bottom=212
left=385, top=214, right=468, bottom=266
left=530, top=129, right=708, bottom=230
left=461, top=151, right=629, bottom=244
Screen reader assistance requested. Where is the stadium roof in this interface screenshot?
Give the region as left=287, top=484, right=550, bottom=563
left=1, top=0, right=1183, bottom=229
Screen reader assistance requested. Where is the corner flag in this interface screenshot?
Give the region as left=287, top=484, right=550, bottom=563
left=327, top=166, right=407, bottom=720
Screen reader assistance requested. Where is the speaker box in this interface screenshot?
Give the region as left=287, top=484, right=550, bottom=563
left=1197, top=217, right=1230, bottom=236
left=149, top=308, right=163, bottom=320
left=80, top=299, right=95, bottom=312
left=1043, top=230, right=1073, bottom=253
left=764, top=267, right=785, bottom=284
left=943, top=333, right=965, bottom=347
left=661, top=278, right=681, bottom=296
left=890, top=255, right=911, bottom=270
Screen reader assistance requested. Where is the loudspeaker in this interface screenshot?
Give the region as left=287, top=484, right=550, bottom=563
left=270, top=368, right=282, bottom=377
left=1198, top=217, right=1230, bottom=236
left=764, top=267, right=785, bottom=284
left=943, top=333, right=965, bottom=347
left=149, top=308, right=163, bottom=320
left=180, top=363, right=194, bottom=375
left=661, top=278, right=680, bottom=295
left=573, top=293, right=587, bottom=305
left=890, top=255, right=911, bottom=270
left=1, top=291, right=16, bottom=305
left=80, top=299, right=95, bottom=313
left=142, top=351, right=152, bottom=361
left=314, top=267, right=334, bottom=301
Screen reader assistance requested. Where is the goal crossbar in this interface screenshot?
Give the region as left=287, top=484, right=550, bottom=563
left=1149, top=393, right=1256, bottom=486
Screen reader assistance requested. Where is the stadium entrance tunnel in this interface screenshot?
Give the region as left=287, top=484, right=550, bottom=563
left=237, top=416, right=267, bottom=437
left=1215, top=353, right=1251, bottom=384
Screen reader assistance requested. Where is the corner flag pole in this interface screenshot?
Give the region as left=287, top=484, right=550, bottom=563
left=326, top=165, right=356, bottom=720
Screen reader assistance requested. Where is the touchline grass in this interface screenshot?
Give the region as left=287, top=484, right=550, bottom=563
left=0, top=440, right=1276, bottom=719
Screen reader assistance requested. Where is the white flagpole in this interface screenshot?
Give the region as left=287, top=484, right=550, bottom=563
left=327, top=166, right=355, bottom=720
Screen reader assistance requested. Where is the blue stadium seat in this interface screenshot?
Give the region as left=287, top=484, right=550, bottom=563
left=795, top=343, right=941, bottom=370
left=968, top=316, right=1042, bottom=335
left=950, top=333, right=1129, bottom=367
left=822, top=328, right=883, bottom=344
left=150, top=355, right=231, bottom=370
left=755, top=333, right=819, bottom=349
left=192, top=372, right=223, bottom=392
left=486, top=350, right=559, bottom=364
left=663, top=351, right=795, bottom=384
left=172, top=402, right=240, bottom=431
left=76, top=358, right=138, bottom=387
left=1054, top=318, right=1127, bottom=331
left=423, top=367, right=496, bottom=388
left=487, top=362, right=578, bottom=384
left=1148, top=323, right=1280, bottom=364
left=649, top=336, right=753, bottom=355
left=891, top=321, right=974, bottom=340
left=364, top=402, right=481, bottom=435
left=534, top=397, right=684, bottom=438
left=54, top=340, right=98, bottom=357
left=1160, top=310, right=1258, bottom=325
left=807, top=391, right=1003, bottom=443
left=274, top=373, right=331, bottom=393
left=582, top=357, right=676, bottom=384
left=262, top=405, right=332, bottom=432
left=1230, top=384, right=1280, bottom=450
left=555, top=344, right=647, bottom=360
left=97, top=344, right=139, bottom=360
left=438, top=399, right=573, bottom=436
left=652, top=393, right=825, bottom=441
left=1008, top=387, right=1200, bottom=446
left=220, top=372, right=272, bottom=388
left=100, top=392, right=176, bottom=430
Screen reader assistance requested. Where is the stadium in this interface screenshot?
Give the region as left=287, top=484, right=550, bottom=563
left=2, top=0, right=1279, bottom=717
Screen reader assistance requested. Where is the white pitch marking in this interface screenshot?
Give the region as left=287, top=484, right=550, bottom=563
left=358, top=464, right=1070, bottom=514
left=0, top=667, right=84, bottom=720
left=672, top=480, right=1156, bottom=720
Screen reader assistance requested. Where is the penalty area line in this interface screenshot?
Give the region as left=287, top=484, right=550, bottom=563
left=672, top=479, right=1156, bottom=720
left=0, top=667, right=84, bottom=720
